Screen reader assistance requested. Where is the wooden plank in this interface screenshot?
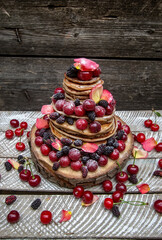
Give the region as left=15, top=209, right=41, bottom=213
left=0, top=1, right=161, bottom=58
left=0, top=194, right=161, bottom=239
left=0, top=58, right=162, bottom=110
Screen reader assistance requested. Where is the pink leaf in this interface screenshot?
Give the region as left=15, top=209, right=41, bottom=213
left=142, top=137, right=157, bottom=152
left=59, top=210, right=72, bottom=223
left=100, top=89, right=113, bottom=104
left=36, top=118, right=49, bottom=129
left=82, top=195, right=99, bottom=207
left=89, top=84, right=103, bottom=103
left=74, top=58, right=99, bottom=71
left=82, top=143, right=98, bottom=153
left=52, top=138, right=63, bottom=151
left=41, top=105, right=54, bottom=115
left=132, top=146, right=148, bottom=159
left=137, top=184, right=150, bottom=194
left=8, top=159, right=20, bottom=170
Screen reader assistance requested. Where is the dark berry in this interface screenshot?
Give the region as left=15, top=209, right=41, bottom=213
left=81, top=166, right=88, bottom=178
left=86, top=159, right=98, bottom=172
left=91, top=153, right=100, bottom=161
left=116, top=130, right=125, bottom=140
left=96, top=144, right=105, bottom=155
left=61, top=138, right=73, bottom=146
left=74, top=139, right=83, bottom=146
left=153, top=170, right=162, bottom=177
left=81, top=156, right=90, bottom=165
left=62, top=146, right=70, bottom=155
left=111, top=205, right=120, bottom=218
left=52, top=161, right=60, bottom=171
left=81, top=150, right=90, bottom=156
left=74, top=98, right=80, bottom=106
left=31, top=198, right=41, bottom=210
left=129, top=174, right=138, bottom=184
left=39, top=128, right=46, bottom=137
left=66, top=117, right=74, bottom=125
left=87, top=111, right=96, bottom=121
left=56, top=115, right=65, bottom=124
left=46, top=139, right=52, bottom=147
left=50, top=112, right=60, bottom=120
left=107, top=137, right=115, bottom=146
left=5, top=195, right=17, bottom=205
left=113, top=139, right=119, bottom=148
left=104, top=146, right=114, bottom=156
left=53, top=92, right=65, bottom=100
left=18, top=165, right=24, bottom=173
left=98, top=100, right=108, bottom=108
left=56, top=150, right=63, bottom=159
left=4, top=161, right=12, bottom=171
left=17, top=155, right=25, bottom=164
left=43, top=132, right=50, bottom=140
left=67, top=64, right=78, bottom=78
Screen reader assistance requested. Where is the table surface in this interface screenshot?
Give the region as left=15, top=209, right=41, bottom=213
left=0, top=110, right=162, bottom=240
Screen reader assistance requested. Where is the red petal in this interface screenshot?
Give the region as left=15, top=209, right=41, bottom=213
left=41, top=105, right=54, bottom=115
left=82, top=195, right=99, bottom=207
left=8, top=159, right=20, bottom=169
left=36, top=118, right=49, bottom=129
left=142, top=137, right=157, bottom=152
left=101, top=89, right=113, bottom=103
left=89, top=84, right=103, bottom=103
left=82, top=143, right=98, bottom=153
left=59, top=210, right=72, bottom=223
left=74, top=58, right=99, bottom=71
left=52, top=138, right=63, bottom=151
left=132, top=146, right=148, bottom=159
left=137, top=184, right=150, bottom=194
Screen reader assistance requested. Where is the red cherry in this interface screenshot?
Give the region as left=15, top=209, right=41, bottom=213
left=20, top=121, right=28, bottom=129
left=71, top=160, right=82, bottom=171
left=10, top=119, right=19, bottom=128
left=144, top=119, right=152, bottom=128
left=117, top=140, right=125, bottom=152
left=102, top=180, right=113, bottom=192
left=43, top=114, right=49, bottom=121
left=98, top=155, right=108, bottom=166
left=155, top=143, right=162, bottom=152
left=83, top=99, right=96, bottom=111
left=117, top=121, right=123, bottom=130
left=15, top=128, right=24, bottom=137
left=59, top=156, right=71, bottom=167
left=40, top=144, right=51, bottom=156
left=16, top=142, right=25, bottom=151
left=133, top=134, right=137, bottom=141
left=109, top=149, right=119, bottom=160
left=121, top=133, right=127, bottom=142
left=116, top=171, right=128, bottom=183
left=112, top=191, right=123, bottom=203
left=104, top=198, right=113, bottom=210
left=154, top=200, right=162, bottom=213
left=74, top=105, right=85, bottom=116
left=106, top=105, right=114, bottom=115
left=95, top=106, right=106, bottom=117
left=89, top=121, right=101, bottom=133
left=77, top=71, right=93, bottom=81
left=40, top=210, right=52, bottom=224
left=35, top=129, right=40, bottom=137
left=63, top=101, right=75, bottom=115
left=116, top=183, right=127, bottom=194
left=68, top=148, right=81, bottom=161
left=5, top=129, right=14, bottom=139
left=7, top=210, right=20, bottom=223
left=49, top=151, right=58, bottom=162
left=55, top=99, right=66, bottom=111
left=82, top=191, right=93, bottom=204
left=27, top=131, right=30, bottom=138
left=158, top=159, right=162, bottom=169
left=127, top=164, right=139, bottom=174
left=76, top=119, right=88, bottom=130
left=29, top=175, right=41, bottom=187
left=73, top=186, right=84, bottom=198
left=110, top=98, right=116, bottom=107
left=136, top=133, right=145, bottom=143
left=123, top=125, right=130, bottom=134
left=93, top=68, right=101, bottom=77
left=54, top=87, right=65, bottom=94
left=86, top=160, right=98, bottom=172
left=151, top=123, right=159, bottom=132
left=35, top=136, right=44, bottom=147
left=19, top=169, right=31, bottom=181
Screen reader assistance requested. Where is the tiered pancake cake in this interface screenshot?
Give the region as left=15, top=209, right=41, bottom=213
left=29, top=58, right=134, bottom=188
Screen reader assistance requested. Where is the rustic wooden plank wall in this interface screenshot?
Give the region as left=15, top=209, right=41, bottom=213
left=0, top=0, right=161, bottom=110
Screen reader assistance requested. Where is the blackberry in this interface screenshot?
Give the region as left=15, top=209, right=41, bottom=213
left=39, top=128, right=46, bottom=137
left=45, top=139, right=52, bottom=147
left=50, top=112, right=60, bottom=120
left=98, top=100, right=108, bottom=108
left=153, top=170, right=162, bottom=177
left=74, top=139, right=83, bottom=146
left=56, top=150, right=63, bottom=159
left=129, top=174, right=138, bottom=184
left=56, top=115, right=65, bottom=124
left=74, top=98, right=80, bottom=106
left=104, top=146, right=114, bottom=156
left=91, top=153, right=100, bottom=161
left=116, top=130, right=125, bottom=140
left=87, top=111, right=96, bottom=121
left=81, top=156, right=89, bottom=165
left=96, top=144, right=105, bottom=155
left=52, top=161, right=60, bottom=171
left=17, top=155, right=25, bottom=164
left=5, top=195, right=17, bottom=205
left=113, top=139, right=119, bottom=149
left=66, top=64, right=78, bottom=78
left=81, top=150, right=90, bottom=156
left=4, top=161, right=12, bottom=171
left=43, top=132, right=50, bottom=140
left=62, top=146, right=70, bottom=155
left=111, top=205, right=120, bottom=218
left=18, top=165, right=24, bottom=173
left=53, top=92, right=65, bottom=100
left=61, top=138, right=73, bottom=146
left=66, top=117, right=74, bottom=125
left=31, top=198, right=41, bottom=210
left=107, top=137, right=115, bottom=146
left=81, top=166, right=88, bottom=178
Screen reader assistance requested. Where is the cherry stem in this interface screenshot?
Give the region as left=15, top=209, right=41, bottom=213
left=116, top=161, right=123, bottom=176
left=127, top=178, right=143, bottom=187
left=133, top=151, right=137, bottom=166
left=19, top=128, right=24, bottom=144
left=120, top=198, right=148, bottom=206
left=27, top=160, right=34, bottom=179
left=152, top=108, right=156, bottom=125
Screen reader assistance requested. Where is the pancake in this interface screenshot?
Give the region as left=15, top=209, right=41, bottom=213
left=63, top=82, right=91, bottom=96
left=65, top=92, right=88, bottom=100
left=65, top=74, right=100, bottom=84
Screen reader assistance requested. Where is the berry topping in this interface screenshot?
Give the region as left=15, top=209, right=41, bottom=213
left=50, top=112, right=60, bottom=120
left=81, top=166, right=88, bottom=178
left=7, top=210, right=20, bottom=223
left=49, top=151, right=58, bottom=162
left=56, top=115, right=66, bottom=124
left=91, top=152, right=100, bottom=161
left=93, top=67, right=101, bottom=77
left=95, top=106, right=106, bottom=117
left=82, top=190, right=93, bottom=204
left=55, top=99, right=66, bottom=111
left=98, top=155, right=108, bottom=166
left=73, top=186, right=84, bottom=198
left=117, top=140, right=125, bottom=152
left=117, top=121, right=123, bottom=130
left=31, top=198, right=41, bottom=210
left=74, top=58, right=99, bottom=71
left=56, top=150, right=63, bottom=159
left=61, top=138, right=72, bottom=146
left=54, top=87, right=65, bottom=94
left=86, top=159, right=98, bottom=172
left=36, top=118, right=49, bottom=129
left=102, top=180, right=113, bottom=192
left=5, top=195, right=17, bottom=205
left=104, top=146, right=114, bottom=156
left=74, top=98, right=80, bottom=106
left=82, top=142, right=98, bottom=153
left=81, top=156, right=89, bottom=164
left=116, top=130, right=125, bottom=140
left=74, top=139, right=83, bottom=146
left=77, top=71, right=93, bottom=81
left=40, top=210, right=52, bottom=224
left=5, top=129, right=14, bottom=139
left=96, top=144, right=105, bottom=155
left=35, top=136, right=43, bottom=147
left=63, top=101, right=75, bottom=115
left=83, top=99, right=96, bottom=111
left=136, top=133, right=145, bottom=143
left=52, top=162, right=60, bottom=171
left=98, top=100, right=108, bottom=108
left=104, top=198, right=113, bottom=210
left=121, top=133, right=127, bottom=142
left=62, top=146, right=70, bottom=155
left=40, top=144, right=51, bottom=156
left=10, top=119, right=19, bottom=128
left=66, top=117, right=74, bottom=125
left=123, top=125, right=130, bottom=134
left=71, top=160, right=82, bottom=171
left=35, top=129, right=40, bottom=136
left=69, top=148, right=81, bottom=161
left=53, top=92, right=65, bottom=100
left=101, top=89, right=113, bottom=104
left=60, top=156, right=71, bottom=167
left=144, top=119, right=152, bottom=128
left=106, top=105, right=114, bottom=115
left=109, top=149, right=119, bottom=160
left=89, top=121, right=101, bottom=133
left=67, top=64, right=78, bottom=78
left=74, top=105, right=85, bottom=116
left=76, top=119, right=88, bottom=130
left=87, top=111, right=96, bottom=121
